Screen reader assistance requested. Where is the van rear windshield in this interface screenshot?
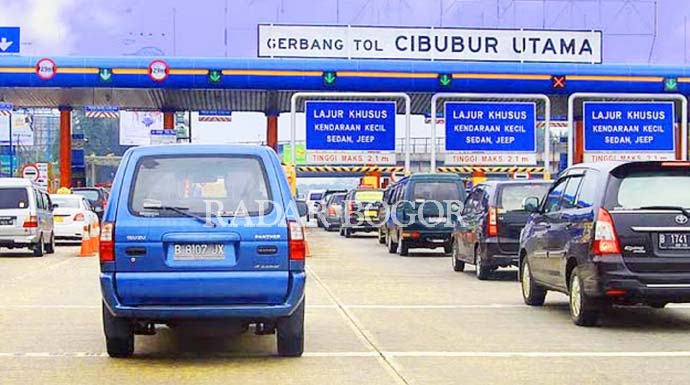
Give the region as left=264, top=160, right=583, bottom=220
left=412, top=182, right=463, bottom=201
left=130, top=155, right=272, bottom=216
left=0, top=188, right=29, bottom=209
left=354, top=190, right=384, bottom=202
left=615, top=170, right=690, bottom=209
left=499, top=184, right=551, bottom=211
left=309, top=193, right=323, bottom=200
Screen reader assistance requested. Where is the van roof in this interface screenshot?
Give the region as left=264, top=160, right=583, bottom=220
left=125, top=143, right=275, bottom=157
left=0, top=178, right=39, bottom=188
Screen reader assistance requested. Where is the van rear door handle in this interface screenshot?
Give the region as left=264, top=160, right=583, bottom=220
left=125, top=247, right=146, bottom=256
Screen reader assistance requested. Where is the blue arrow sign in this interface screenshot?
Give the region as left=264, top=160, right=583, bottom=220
left=444, top=102, right=536, bottom=152
left=305, top=101, right=396, bottom=151
left=0, top=27, right=20, bottom=53
left=583, top=101, right=675, bottom=152
left=0, top=102, right=13, bottom=111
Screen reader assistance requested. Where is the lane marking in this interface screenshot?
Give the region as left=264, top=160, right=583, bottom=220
left=4, top=351, right=690, bottom=359
left=307, top=265, right=410, bottom=385
left=344, top=304, right=525, bottom=309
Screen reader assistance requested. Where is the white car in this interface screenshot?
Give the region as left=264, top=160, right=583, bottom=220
left=50, top=194, right=99, bottom=242
left=0, top=178, right=55, bottom=256
left=306, top=189, right=326, bottom=220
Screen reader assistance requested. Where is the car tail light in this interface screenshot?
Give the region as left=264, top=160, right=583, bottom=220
left=488, top=207, right=498, bottom=237
left=99, top=222, right=115, bottom=262
left=328, top=206, right=336, bottom=216
left=593, top=208, right=621, bottom=255
left=73, top=213, right=85, bottom=222
left=402, top=231, right=420, bottom=239
left=101, top=200, right=107, bottom=209
left=23, top=215, right=38, bottom=228
left=661, top=162, right=690, bottom=167
left=348, top=200, right=355, bottom=214
left=288, top=220, right=306, bottom=261
left=606, top=288, right=628, bottom=297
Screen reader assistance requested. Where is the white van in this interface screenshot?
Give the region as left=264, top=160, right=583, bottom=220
left=0, top=178, right=55, bottom=256
left=306, top=189, right=326, bottom=220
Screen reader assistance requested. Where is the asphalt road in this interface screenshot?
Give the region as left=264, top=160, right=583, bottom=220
left=3, top=227, right=690, bottom=384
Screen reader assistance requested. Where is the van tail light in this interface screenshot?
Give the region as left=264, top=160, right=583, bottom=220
left=348, top=200, right=355, bottom=214
left=487, top=206, right=498, bottom=237
left=288, top=220, right=306, bottom=261
left=23, top=215, right=38, bottom=228
left=593, top=208, right=621, bottom=256
left=328, top=206, right=336, bottom=216
left=99, top=222, right=115, bottom=262
left=101, top=200, right=107, bottom=209
left=73, top=213, right=85, bottom=222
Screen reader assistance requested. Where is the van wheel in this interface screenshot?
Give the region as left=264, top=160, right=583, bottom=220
left=32, top=235, right=44, bottom=257
left=521, top=258, right=546, bottom=306
left=569, top=268, right=601, bottom=327
left=452, top=241, right=465, bottom=272
left=387, top=231, right=398, bottom=254
left=102, top=303, right=134, bottom=358
left=277, top=299, right=304, bottom=357
left=45, top=232, right=55, bottom=254
left=378, top=229, right=386, bottom=244
left=344, top=228, right=352, bottom=238
left=474, top=246, right=490, bottom=280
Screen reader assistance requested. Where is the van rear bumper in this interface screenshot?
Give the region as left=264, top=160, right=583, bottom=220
left=100, top=271, right=306, bottom=320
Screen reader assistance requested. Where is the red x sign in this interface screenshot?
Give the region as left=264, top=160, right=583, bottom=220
left=552, top=75, right=566, bottom=89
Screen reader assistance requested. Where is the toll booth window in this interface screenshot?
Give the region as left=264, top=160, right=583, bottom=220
left=130, top=156, right=271, bottom=216
left=0, top=188, right=29, bottom=209
left=412, top=182, right=462, bottom=201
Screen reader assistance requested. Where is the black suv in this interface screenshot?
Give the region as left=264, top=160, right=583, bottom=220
left=382, top=173, right=465, bottom=256
left=520, top=161, right=690, bottom=326
left=452, top=180, right=551, bottom=279
left=71, top=187, right=109, bottom=220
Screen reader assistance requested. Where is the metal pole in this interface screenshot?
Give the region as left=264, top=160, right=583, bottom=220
left=567, top=92, right=689, bottom=166
left=430, top=93, right=550, bottom=173
left=8, top=111, right=13, bottom=177
left=290, top=92, right=412, bottom=174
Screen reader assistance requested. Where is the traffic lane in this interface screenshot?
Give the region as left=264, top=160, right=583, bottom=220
left=307, top=230, right=525, bottom=306
left=0, top=245, right=76, bottom=284
left=1, top=357, right=398, bottom=385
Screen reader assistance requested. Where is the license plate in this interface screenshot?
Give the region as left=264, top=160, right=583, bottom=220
left=0, top=216, right=14, bottom=225
left=659, top=233, right=690, bottom=250
left=427, top=217, right=447, bottom=224
left=365, top=210, right=378, bottom=217
left=173, top=243, right=225, bottom=260
left=54, top=216, right=64, bottom=223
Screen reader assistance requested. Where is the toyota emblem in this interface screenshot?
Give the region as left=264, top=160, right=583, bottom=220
left=675, top=215, right=689, bottom=225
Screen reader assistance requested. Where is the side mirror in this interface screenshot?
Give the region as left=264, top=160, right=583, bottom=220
left=51, top=203, right=59, bottom=210
left=523, top=196, right=541, bottom=213
left=449, top=201, right=463, bottom=223
left=295, top=200, right=308, bottom=218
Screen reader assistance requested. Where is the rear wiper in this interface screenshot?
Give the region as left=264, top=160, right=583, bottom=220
left=142, top=203, right=216, bottom=227
left=637, top=205, right=690, bottom=218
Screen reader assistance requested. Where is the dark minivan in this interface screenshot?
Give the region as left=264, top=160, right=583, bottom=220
left=382, top=173, right=465, bottom=256
left=452, top=180, right=551, bottom=279
left=100, top=145, right=307, bottom=357
left=520, top=161, right=690, bottom=326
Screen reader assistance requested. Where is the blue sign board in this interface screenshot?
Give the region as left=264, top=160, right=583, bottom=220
left=305, top=101, right=396, bottom=151
left=0, top=102, right=12, bottom=111
left=444, top=102, right=536, bottom=152
left=199, top=110, right=232, bottom=116
left=0, top=27, right=20, bottom=54
left=583, top=102, right=675, bottom=152
left=84, top=105, right=119, bottom=112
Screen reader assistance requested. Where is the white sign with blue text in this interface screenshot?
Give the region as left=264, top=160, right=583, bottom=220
left=305, top=101, right=396, bottom=165
left=259, top=25, right=602, bottom=64
left=583, top=101, right=676, bottom=162
left=444, top=102, right=537, bottom=165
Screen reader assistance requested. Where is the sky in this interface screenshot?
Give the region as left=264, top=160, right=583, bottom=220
left=1, top=0, right=689, bottom=64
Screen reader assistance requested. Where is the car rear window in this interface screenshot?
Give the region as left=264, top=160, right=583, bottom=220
left=354, top=190, right=384, bottom=202
left=130, top=155, right=271, bottom=216
left=73, top=190, right=100, bottom=201
left=0, top=188, right=29, bottom=209
left=309, top=193, right=323, bottom=200
left=331, top=194, right=345, bottom=204
left=498, top=184, right=551, bottom=211
left=615, top=170, right=690, bottom=209
left=412, top=182, right=463, bottom=201
left=51, top=196, right=81, bottom=209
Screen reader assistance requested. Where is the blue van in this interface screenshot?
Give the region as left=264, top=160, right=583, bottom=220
left=99, top=145, right=307, bottom=357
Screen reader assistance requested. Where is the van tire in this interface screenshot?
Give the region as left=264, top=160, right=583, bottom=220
left=387, top=231, right=398, bottom=254
left=32, top=235, right=44, bottom=257
left=398, top=231, right=409, bottom=256
left=378, top=229, right=386, bottom=244
left=102, top=303, right=134, bottom=358
left=45, top=232, right=55, bottom=254
left=277, top=299, right=305, bottom=357
left=344, top=228, right=352, bottom=238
